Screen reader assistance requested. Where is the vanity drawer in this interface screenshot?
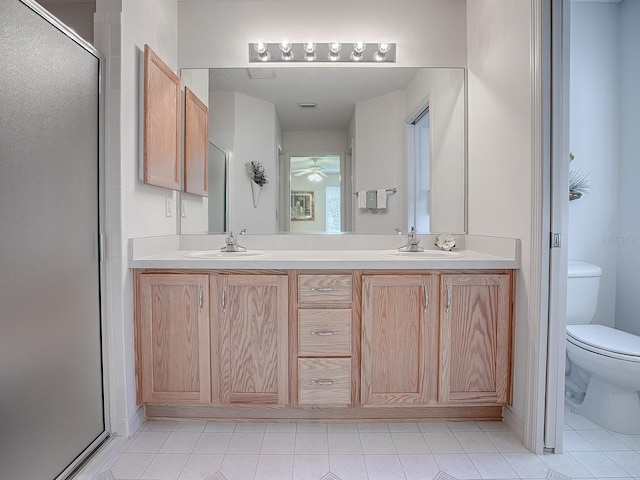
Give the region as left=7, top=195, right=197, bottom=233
left=298, top=309, right=351, bottom=356
left=298, top=275, right=352, bottom=304
left=298, top=358, right=351, bottom=406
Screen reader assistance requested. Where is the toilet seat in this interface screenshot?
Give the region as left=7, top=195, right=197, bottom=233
left=567, top=324, right=640, bottom=362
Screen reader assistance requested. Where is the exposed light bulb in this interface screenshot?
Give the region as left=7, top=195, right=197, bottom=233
left=281, top=50, right=294, bottom=61
left=305, top=52, right=316, bottom=62
left=253, top=42, right=267, bottom=54
left=328, top=51, right=340, bottom=62
left=279, top=41, right=291, bottom=54
left=350, top=51, right=364, bottom=61
left=328, top=42, right=342, bottom=54
left=308, top=173, right=322, bottom=182
left=258, top=51, right=271, bottom=62
left=303, top=42, right=316, bottom=54
left=352, top=42, right=366, bottom=54
left=373, top=50, right=386, bottom=62
left=377, top=42, right=391, bottom=54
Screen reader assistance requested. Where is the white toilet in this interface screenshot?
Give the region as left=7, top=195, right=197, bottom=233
left=565, top=260, right=640, bottom=434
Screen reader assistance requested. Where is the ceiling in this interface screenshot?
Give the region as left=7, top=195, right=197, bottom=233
left=208, top=67, right=420, bottom=131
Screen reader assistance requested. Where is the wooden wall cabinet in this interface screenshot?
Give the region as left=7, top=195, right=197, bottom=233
left=439, top=274, right=512, bottom=405
left=136, top=273, right=211, bottom=404
left=361, top=275, right=439, bottom=405
left=143, top=45, right=181, bottom=190
left=215, top=274, right=289, bottom=405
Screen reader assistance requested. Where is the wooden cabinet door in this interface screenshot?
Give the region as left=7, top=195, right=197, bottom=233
left=439, top=274, right=512, bottom=405
left=361, top=275, right=439, bottom=405
left=217, top=275, right=288, bottom=405
left=137, top=274, right=211, bottom=404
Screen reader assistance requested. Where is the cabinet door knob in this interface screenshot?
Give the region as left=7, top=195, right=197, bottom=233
left=309, top=379, right=335, bottom=386
left=310, top=330, right=338, bottom=336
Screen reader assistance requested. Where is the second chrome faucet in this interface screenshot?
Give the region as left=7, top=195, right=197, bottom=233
left=397, top=227, right=424, bottom=252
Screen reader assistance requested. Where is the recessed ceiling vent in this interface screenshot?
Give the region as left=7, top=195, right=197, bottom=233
left=297, top=102, right=318, bottom=108
left=247, top=68, right=276, bottom=79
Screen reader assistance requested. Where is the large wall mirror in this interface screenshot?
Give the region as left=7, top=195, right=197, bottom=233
left=180, top=66, right=466, bottom=235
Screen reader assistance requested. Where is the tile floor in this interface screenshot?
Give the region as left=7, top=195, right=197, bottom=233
left=82, top=409, right=640, bottom=480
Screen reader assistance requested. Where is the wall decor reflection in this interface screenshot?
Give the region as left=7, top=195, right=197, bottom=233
left=291, top=191, right=314, bottom=221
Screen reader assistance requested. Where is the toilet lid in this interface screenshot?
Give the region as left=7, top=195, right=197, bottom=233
left=567, top=325, right=640, bottom=358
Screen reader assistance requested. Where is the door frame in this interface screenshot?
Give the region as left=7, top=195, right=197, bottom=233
left=543, top=0, right=571, bottom=453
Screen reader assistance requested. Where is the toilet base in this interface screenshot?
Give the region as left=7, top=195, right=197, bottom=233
left=565, top=377, right=640, bottom=435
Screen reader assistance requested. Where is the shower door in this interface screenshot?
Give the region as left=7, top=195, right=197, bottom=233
left=0, top=1, right=107, bottom=478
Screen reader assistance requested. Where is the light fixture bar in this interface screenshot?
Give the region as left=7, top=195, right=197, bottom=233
left=249, top=42, right=396, bottom=63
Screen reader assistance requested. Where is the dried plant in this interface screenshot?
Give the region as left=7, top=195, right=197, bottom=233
left=569, top=152, right=590, bottom=199
left=245, top=161, right=268, bottom=187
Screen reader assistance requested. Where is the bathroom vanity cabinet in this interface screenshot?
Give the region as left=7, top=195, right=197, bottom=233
left=136, top=273, right=211, bottom=404
left=361, top=274, right=439, bottom=406
left=134, top=268, right=514, bottom=421
left=213, top=274, right=288, bottom=405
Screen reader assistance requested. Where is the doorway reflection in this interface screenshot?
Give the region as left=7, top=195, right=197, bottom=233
left=289, top=154, right=342, bottom=232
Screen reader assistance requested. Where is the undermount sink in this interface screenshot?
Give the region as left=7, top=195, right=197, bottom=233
left=377, top=249, right=463, bottom=258
left=183, top=250, right=268, bottom=259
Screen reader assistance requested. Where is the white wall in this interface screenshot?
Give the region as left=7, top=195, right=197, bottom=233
left=405, top=68, right=466, bottom=233
left=354, top=90, right=406, bottom=233
left=466, top=0, right=533, bottom=442
left=568, top=3, right=620, bottom=328
left=95, top=0, right=179, bottom=435
left=615, top=0, right=640, bottom=337
left=231, top=93, right=278, bottom=233
left=178, top=0, right=467, bottom=69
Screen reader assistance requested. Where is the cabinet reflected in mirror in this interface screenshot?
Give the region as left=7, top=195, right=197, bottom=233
left=180, top=67, right=465, bottom=235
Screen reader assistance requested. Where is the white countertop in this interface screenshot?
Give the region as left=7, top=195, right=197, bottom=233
left=128, top=234, right=520, bottom=270
left=130, top=248, right=518, bottom=270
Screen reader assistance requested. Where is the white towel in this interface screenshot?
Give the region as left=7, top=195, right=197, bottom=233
left=376, top=189, right=387, bottom=209
left=357, top=191, right=367, bottom=209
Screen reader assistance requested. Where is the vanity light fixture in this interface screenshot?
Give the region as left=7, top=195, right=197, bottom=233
left=249, top=42, right=395, bottom=63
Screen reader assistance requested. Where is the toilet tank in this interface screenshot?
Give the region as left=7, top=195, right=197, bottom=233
left=567, top=261, right=602, bottom=325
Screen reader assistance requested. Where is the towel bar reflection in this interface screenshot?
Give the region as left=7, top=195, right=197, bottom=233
left=353, top=187, right=397, bottom=196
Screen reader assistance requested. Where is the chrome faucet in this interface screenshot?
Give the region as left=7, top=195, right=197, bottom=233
left=221, top=230, right=246, bottom=252
left=398, top=226, right=424, bottom=252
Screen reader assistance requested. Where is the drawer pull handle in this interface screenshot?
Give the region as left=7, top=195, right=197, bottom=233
left=309, top=379, right=335, bottom=386
left=221, top=286, right=226, bottom=314
left=445, top=285, right=451, bottom=313
left=199, top=285, right=204, bottom=312
left=310, top=287, right=338, bottom=292
left=423, top=285, right=429, bottom=313
left=310, top=330, right=338, bottom=336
